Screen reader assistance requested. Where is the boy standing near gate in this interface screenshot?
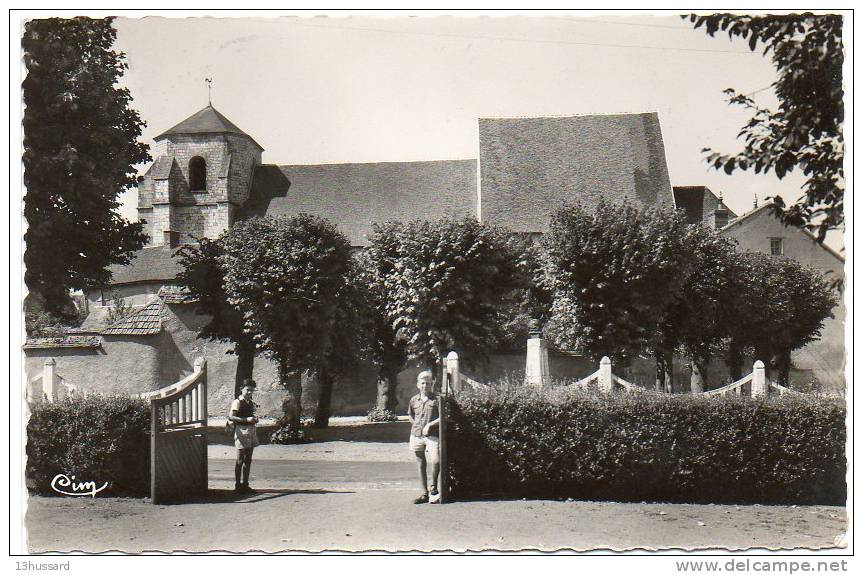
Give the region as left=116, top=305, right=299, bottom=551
left=229, top=379, right=260, bottom=493
left=408, top=370, right=440, bottom=504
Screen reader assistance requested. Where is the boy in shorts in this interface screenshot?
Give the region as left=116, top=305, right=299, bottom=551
left=408, top=370, right=440, bottom=504
left=229, top=379, right=260, bottom=492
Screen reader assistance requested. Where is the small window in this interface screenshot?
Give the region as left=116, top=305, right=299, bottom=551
left=189, top=156, right=207, bottom=191
left=770, top=237, right=783, bottom=256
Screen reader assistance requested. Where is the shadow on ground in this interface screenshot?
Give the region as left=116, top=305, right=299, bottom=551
left=208, top=420, right=411, bottom=445
left=170, top=488, right=356, bottom=505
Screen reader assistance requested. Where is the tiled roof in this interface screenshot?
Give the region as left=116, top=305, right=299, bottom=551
left=101, top=301, right=164, bottom=335
left=106, top=246, right=183, bottom=285
left=478, top=113, right=675, bottom=233
left=154, top=105, right=263, bottom=150
left=23, top=336, right=102, bottom=350
left=241, top=159, right=478, bottom=246
left=158, top=285, right=197, bottom=304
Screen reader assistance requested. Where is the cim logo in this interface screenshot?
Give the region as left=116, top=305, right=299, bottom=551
left=50, top=474, right=109, bottom=498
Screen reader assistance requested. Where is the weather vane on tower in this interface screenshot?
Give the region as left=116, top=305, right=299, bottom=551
left=205, top=77, right=213, bottom=105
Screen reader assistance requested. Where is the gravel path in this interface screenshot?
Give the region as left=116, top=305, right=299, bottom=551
left=26, top=490, right=847, bottom=553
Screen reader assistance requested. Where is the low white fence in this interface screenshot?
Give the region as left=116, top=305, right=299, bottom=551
left=442, top=352, right=801, bottom=398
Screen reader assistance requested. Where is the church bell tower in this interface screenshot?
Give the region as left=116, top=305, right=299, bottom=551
left=136, top=105, right=263, bottom=247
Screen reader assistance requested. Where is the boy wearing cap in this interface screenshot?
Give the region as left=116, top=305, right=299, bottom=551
left=229, top=379, right=260, bottom=492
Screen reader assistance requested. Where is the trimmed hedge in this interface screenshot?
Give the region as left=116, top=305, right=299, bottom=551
left=446, top=387, right=846, bottom=504
left=27, top=396, right=151, bottom=496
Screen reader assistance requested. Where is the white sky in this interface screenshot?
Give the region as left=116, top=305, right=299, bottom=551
left=112, top=14, right=841, bottom=248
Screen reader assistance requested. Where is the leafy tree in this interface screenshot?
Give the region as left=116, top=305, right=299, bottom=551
left=542, top=201, right=690, bottom=372
left=220, top=215, right=355, bottom=429
left=23, top=17, right=150, bottom=317
left=728, top=251, right=837, bottom=385
left=176, top=237, right=255, bottom=399
left=313, top=258, right=368, bottom=427
left=686, top=13, right=844, bottom=242
left=360, top=229, right=408, bottom=412
left=663, top=228, right=740, bottom=392
left=370, top=218, right=528, bottom=379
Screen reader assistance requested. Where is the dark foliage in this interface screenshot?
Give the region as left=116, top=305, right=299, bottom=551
left=686, top=13, right=844, bottom=242
left=446, top=388, right=845, bottom=504
left=177, top=237, right=255, bottom=398
left=26, top=396, right=151, bottom=496
left=23, top=17, right=150, bottom=315
left=220, top=215, right=357, bottom=428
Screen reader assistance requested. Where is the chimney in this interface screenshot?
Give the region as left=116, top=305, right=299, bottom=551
left=712, top=192, right=730, bottom=230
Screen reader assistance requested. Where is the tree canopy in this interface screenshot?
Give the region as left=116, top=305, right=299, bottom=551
left=220, top=214, right=356, bottom=427
left=177, top=237, right=256, bottom=398
left=369, top=217, right=528, bottom=375
left=23, top=17, right=150, bottom=317
left=728, top=251, right=836, bottom=384
left=542, top=201, right=691, bottom=368
left=686, top=13, right=844, bottom=242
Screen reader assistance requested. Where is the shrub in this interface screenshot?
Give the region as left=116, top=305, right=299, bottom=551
left=26, top=395, right=151, bottom=496
left=269, top=417, right=312, bottom=445
left=446, top=387, right=846, bottom=504
left=367, top=407, right=398, bottom=422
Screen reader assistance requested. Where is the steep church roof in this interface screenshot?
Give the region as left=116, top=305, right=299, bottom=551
left=239, top=159, right=478, bottom=246
left=154, top=105, right=263, bottom=150
left=479, top=112, right=674, bottom=233
left=106, top=246, right=183, bottom=286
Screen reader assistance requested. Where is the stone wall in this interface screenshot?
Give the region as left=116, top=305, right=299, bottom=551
left=24, top=336, right=163, bottom=397
left=224, top=134, right=261, bottom=205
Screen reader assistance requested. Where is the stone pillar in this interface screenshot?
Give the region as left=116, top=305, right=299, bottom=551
left=525, top=320, right=551, bottom=387
left=598, top=356, right=613, bottom=392
left=752, top=360, right=767, bottom=398
left=446, top=351, right=461, bottom=394
left=43, top=358, right=57, bottom=402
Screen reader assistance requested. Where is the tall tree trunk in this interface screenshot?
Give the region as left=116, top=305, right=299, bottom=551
left=376, top=367, right=399, bottom=412
left=314, top=367, right=335, bottom=428
left=690, top=359, right=707, bottom=394
left=655, top=349, right=673, bottom=393
left=233, top=334, right=255, bottom=399
left=776, top=348, right=792, bottom=387
left=726, top=339, right=743, bottom=382
left=654, top=351, right=664, bottom=392
left=662, top=349, right=673, bottom=394
left=278, top=361, right=302, bottom=429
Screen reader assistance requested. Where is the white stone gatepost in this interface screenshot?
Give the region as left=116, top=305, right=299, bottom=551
left=525, top=320, right=551, bottom=387
left=42, top=358, right=57, bottom=402
left=752, top=360, right=767, bottom=398
left=598, top=356, right=613, bottom=392
left=446, top=351, right=461, bottom=394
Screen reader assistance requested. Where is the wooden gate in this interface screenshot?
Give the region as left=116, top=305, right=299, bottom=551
left=139, top=357, right=208, bottom=504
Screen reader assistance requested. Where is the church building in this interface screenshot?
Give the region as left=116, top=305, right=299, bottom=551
left=24, top=104, right=844, bottom=413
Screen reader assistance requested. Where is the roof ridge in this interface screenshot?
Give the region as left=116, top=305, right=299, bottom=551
left=276, top=158, right=477, bottom=168
left=478, top=111, right=659, bottom=120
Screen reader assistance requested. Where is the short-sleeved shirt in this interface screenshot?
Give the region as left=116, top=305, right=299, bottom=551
left=408, top=393, right=439, bottom=438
